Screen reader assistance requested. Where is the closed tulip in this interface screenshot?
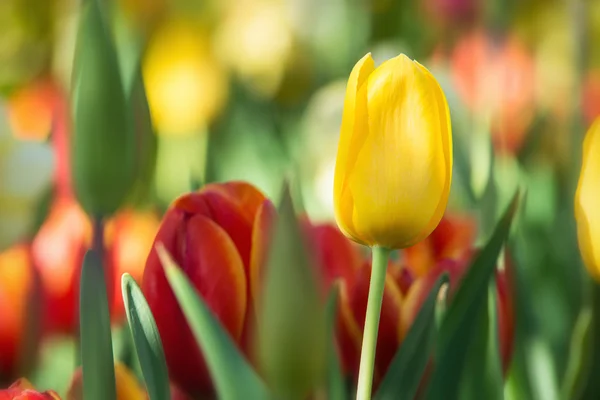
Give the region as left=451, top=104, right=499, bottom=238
left=333, top=53, right=452, bottom=250
left=576, top=118, right=600, bottom=280
left=142, top=181, right=274, bottom=395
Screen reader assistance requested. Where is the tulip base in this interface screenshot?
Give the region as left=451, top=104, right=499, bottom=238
left=356, top=246, right=391, bottom=400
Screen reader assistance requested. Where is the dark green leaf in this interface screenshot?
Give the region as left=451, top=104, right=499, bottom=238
left=79, top=249, right=116, bottom=400
left=325, top=285, right=347, bottom=400
left=122, top=273, right=170, bottom=400
left=258, top=185, right=327, bottom=399
left=157, top=246, right=269, bottom=400
left=459, top=284, right=503, bottom=400
left=426, top=190, right=520, bottom=400
left=375, top=273, right=449, bottom=400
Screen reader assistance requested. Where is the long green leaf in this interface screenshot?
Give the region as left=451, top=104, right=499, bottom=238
left=325, top=285, right=347, bottom=400
left=122, top=273, right=170, bottom=400
left=79, top=249, right=116, bottom=400
left=426, top=190, right=520, bottom=400
left=375, top=273, right=449, bottom=400
left=459, top=284, right=503, bottom=400
left=157, top=245, right=269, bottom=400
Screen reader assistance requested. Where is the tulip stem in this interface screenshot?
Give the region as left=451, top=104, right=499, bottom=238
left=356, top=246, right=391, bottom=400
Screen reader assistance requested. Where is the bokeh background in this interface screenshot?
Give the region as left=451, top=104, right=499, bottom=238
left=0, top=0, right=599, bottom=398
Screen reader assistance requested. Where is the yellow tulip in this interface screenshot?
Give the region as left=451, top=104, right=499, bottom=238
left=333, top=53, right=452, bottom=249
left=576, top=118, right=600, bottom=280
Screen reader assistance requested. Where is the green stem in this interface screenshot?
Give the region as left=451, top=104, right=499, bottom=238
left=357, top=246, right=391, bottom=400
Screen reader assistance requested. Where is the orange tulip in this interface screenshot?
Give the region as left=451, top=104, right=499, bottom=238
left=0, top=379, right=60, bottom=400
left=451, top=30, right=535, bottom=154
left=309, top=218, right=515, bottom=387
left=31, top=196, right=160, bottom=333
left=0, top=245, right=38, bottom=378
left=142, top=181, right=274, bottom=395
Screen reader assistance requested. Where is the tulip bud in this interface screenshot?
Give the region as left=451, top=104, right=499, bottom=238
left=71, top=0, right=135, bottom=216
left=333, top=53, right=452, bottom=249
left=142, top=182, right=270, bottom=394
left=576, top=118, right=600, bottom=280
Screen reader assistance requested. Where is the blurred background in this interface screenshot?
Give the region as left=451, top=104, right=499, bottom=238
left=0, top=0, right=599, bottom=398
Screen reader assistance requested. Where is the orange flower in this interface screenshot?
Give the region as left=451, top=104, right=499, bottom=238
left=0, top=379, right=60, bottom=400
left=0, top=245, right=38, bottom=378
left=402, top=214, right=477, bottom=278
left=142, top=181, right=274, bottom=395
left=31, top=196, right=160, bottom=333
left=583, top=70, right=600, bottom=126
left=451, top=30, right=535, bottom=154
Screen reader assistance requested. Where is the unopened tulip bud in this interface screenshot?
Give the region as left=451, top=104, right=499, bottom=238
left=334, top=53, right=452, bottom=249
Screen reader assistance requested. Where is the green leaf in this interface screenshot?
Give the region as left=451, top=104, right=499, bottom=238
left=157, top=245, right=269, bottom=400
left=122, top=273, right=170, bottom=400
left=325, top=285, right=347, bottom=400
left=426, top=190, right=520, bottom=400
left=561, top=308, right=592, bottom=400
left=459, top=283, right=503, bottom=400
left=257, top=185, right=327, bottom=399
left=79, top=249, right=116, bottom=400
left=375, top=273, right=449, bottom=400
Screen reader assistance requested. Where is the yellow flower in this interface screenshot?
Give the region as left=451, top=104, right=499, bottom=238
left=144, top=20, right=228, bottom=136
left=333, top=53, right=452, bottom=249
left=576, top=118, right=600, bottom=280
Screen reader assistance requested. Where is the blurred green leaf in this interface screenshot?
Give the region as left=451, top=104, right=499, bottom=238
left=258, top=184, right=326, bottom=398
left=79, top=249, right=116, bottom=400
left=30, top=337, right=77, bottom=397
left=157, top=245, right=269, bottom=400
left=459, top=284, right=503, bottom=400
left=375, top=273, right=449, bottom=400
left=426, top=190, right=520, bottom=400
left=573, top=282, right=600, bottom=400
left=16, top=266, right=43, bottom=377
left=122, top=273, right=170, bottom=400
left=325, top=285, right=347, bottom=400
left=126, top=66, right=158, bottom=206
left=71, top=0, right=136, bottom=216
left=561, top=308, right=592, bottom=400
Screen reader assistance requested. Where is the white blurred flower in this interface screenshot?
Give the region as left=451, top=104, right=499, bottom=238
left=0, top=108, right=54, bottom=250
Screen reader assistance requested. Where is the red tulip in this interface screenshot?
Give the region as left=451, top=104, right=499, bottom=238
left=0, top=379, right=60, bottom=400
left=142, top=181, right=274, bottom=395
left=31, top=196, right=160, bottom=333
left=309, top=215, right=515, bottom=389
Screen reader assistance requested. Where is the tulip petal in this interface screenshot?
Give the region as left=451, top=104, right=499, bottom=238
left=576, top=118, right=600, bottom=279
left=349, top=264, right=404, bottom=380
left=346, top=55, right=452, bottom=248
left=184, top=214, right=247, bottom=340
left=143, top=210, right=247, bottom=393
left=249, top=199, right=276, bottom=310
left=336, top=280, right=362, bottom=375
left=310, top=224, right=363, bottom=288
left=203, top=181, right=266, bottom=224
left=333, top=53, right=375, bottom=243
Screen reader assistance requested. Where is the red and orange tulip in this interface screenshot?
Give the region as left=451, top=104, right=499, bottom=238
left=0, top=379, right=60, bottom=400
left=309, top=215, right=514, bottom=387
left=31, top=196, right=160, bottom=333
left=142, top=181, right=274, bottom=395
left=0, top=245, right=37, bottom=378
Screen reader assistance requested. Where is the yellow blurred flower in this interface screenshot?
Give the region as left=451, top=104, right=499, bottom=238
left=216, top=0, right=293, bottom=97
left=0, top=109, right=54, bottom=250
left=143, top=20, right=228, bottom=136
left=333, top=53, right=452, bottom=249
left=576, top=118, right=600, bottom=281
